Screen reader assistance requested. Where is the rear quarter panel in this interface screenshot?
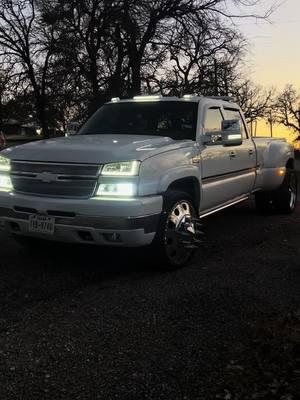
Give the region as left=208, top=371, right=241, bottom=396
left=253, top=138, right=294, bottom=191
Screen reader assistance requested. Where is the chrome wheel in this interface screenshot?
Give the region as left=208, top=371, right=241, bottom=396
left=164, top=200, right=196, bottom=266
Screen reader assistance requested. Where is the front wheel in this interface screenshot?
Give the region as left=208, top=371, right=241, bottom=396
left=151, top=191, right=201, bottom=269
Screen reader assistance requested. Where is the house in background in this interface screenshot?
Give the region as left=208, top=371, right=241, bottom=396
left=2, top=118, right=39, bottom=145
left=1, top=119, right=63, bottom=147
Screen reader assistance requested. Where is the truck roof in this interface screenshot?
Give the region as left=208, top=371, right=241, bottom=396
left=107, top=95, right=240, bottom=109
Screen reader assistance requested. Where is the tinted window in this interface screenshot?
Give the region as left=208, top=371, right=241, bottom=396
left=204, top=108, right=223, bottom=133
left=224, top=108, right=248, bottom=139
left=79, top=102, right=198, bottom=140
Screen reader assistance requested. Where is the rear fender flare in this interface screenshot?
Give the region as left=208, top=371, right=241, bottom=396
left=262, top=142, right=294, bottom=168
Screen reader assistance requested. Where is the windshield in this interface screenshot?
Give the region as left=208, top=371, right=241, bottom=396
left=79, top=101, right=198, bottom=140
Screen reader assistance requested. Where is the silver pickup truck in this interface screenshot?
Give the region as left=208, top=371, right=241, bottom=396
left=0, top=95, right=297, bottom=268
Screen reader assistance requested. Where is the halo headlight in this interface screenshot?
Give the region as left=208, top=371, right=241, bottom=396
left=101, top=161, right=140, bottom=176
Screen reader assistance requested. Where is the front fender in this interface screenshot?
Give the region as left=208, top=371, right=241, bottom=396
left=138, top=148, right=201, bottom=196
left=157, top=165, right=201, bottom=193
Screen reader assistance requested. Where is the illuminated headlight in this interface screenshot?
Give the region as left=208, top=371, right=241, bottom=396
left=0, top=174, right=13, bottom=191
left=0, top=156, right=11, bottom=172
left=97, top=183, right=136, bottom=197
left=101, top=161, right=140, bottom=176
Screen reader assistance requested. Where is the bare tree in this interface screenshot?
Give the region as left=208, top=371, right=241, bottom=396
left=274, top=85, right=300, bottom=141
left=148, top=10, right=245, bottom=97
left=232, top=80, right=275, bottom=135
left=0, top=0, right=60, bottom=137
left=0, top=0, right=279, bottom=130
left=0, top=61, right=14, bottom=130
left=120, top=0, right=275, bottom=97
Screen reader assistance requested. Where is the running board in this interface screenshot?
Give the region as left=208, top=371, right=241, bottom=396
left=199, top=196, right=249, bottom=219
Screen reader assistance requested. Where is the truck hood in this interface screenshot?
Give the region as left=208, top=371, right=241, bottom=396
left=2, top=134, right=194, bottom=164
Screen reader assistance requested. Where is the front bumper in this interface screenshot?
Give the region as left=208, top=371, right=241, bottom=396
left=0, top=191, right=163, bottom=247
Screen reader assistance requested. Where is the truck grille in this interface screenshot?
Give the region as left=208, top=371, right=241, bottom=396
left=10, top=161, right=100, bottom=198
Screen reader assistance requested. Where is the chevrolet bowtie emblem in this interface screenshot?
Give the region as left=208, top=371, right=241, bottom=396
left=36, top=172, right=58, bottom=183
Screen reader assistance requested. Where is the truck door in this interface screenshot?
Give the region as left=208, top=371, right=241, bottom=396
left=222, top=107, right=256, bottom=196
left=200, top=106, right=255, bottom=212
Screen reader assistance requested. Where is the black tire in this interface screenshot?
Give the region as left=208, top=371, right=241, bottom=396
left=255, top=169, right=298, bottom=214
left=151, top=190, right=198, bottom=269
left=272, top=169, right=298, bottom=214
left=255, top=191, right=273, bottom=213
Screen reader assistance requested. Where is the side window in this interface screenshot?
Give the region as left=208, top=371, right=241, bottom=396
left=204, top=108, right=223, bottom=133
left=223, top=108, right=248, bottom=139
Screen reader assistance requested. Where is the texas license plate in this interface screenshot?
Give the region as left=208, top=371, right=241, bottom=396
left=28, top=215, right=55, bottom=235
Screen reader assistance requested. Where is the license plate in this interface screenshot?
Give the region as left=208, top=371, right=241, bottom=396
left=28, top=215, right=55, bottom=235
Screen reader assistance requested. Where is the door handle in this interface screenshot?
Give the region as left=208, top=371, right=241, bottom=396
left=248, top=149, right=254, bottom=156
left=229, top=151, right=236, bottom=159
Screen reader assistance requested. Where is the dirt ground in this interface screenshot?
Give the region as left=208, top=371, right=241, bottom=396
left=0, top=183, right=299, bottom=399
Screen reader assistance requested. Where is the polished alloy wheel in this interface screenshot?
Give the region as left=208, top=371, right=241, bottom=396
left=164, top=200, right=195, bottom=266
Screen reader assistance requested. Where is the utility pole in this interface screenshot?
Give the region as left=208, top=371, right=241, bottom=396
left=250, top=118, right=258, bottom=137
left=213, top=58, right=218, bottom=96
left=267, top=109, right=273, bottom=137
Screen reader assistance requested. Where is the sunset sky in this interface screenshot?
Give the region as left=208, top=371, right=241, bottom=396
left=233, top=0, right=300, bottom=143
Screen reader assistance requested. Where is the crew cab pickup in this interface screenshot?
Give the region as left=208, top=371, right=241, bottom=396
left=0, top=95, right=297, bottom=267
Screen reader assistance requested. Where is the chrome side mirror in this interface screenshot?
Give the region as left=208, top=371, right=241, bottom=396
left=201, top=119, right=242, bottom=146
left=221, top=119, right=242, bottom=146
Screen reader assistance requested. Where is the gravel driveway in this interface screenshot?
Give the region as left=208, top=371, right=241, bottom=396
left=0, top=195, right=299, bottom=399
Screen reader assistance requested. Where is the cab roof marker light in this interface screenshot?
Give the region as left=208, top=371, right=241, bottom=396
left=111, top=97, right=120, bottom=102
left=133, top=95, right=162, bottom=101
left=183, top=94, right=201, bottom=99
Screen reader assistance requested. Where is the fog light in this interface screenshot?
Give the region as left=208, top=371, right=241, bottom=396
left=103, top=233, right=122, bottom=243
left=77, top=231, right=94, bottom=242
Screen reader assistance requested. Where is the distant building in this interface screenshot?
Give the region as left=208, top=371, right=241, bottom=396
left=2, top=119, right=38, bottom=141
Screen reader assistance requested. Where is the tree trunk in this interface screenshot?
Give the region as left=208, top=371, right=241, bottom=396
left=87, top=57, right=100, bottom=115
left=35, top=94, right=49, bottom=139
left=129, top=58, right=142, bottom=97
left=27, top=63, right=50, bottom=139
left=108, top=25, right=125, bottom=98
left=213, top=58, right=218, bottom=96
left=0, top=91, right=3, bottom=131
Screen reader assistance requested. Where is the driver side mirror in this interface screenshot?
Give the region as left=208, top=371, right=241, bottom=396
left=202, top=119, right=243, bottom=146
left=221, top=119, right=243, bottom=146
